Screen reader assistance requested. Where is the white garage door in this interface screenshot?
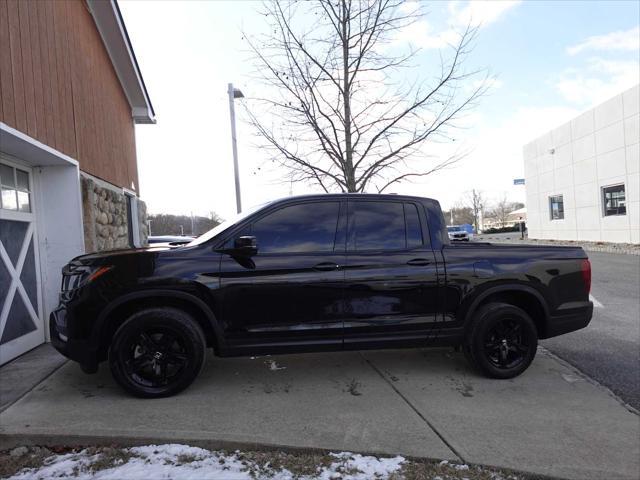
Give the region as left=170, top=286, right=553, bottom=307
left=0, top=158, right=45, bottom=365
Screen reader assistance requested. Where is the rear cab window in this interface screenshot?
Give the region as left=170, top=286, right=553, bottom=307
left=348, top=200, right=427, bottom=252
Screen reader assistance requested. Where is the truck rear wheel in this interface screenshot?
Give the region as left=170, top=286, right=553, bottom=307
left=463, top=302, right=537, bottom=379
left=109, top=307, right=206, bottom=398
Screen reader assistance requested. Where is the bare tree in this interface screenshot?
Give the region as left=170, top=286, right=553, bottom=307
left=244, top=0, right=488, bottom=193
left=148, top=213, right=222, bottom=237
left=442, top=205, right=474, bottom=226
left=461, top=189, right=484, bottom=232
left=489, top=194, right=511, bottom=229
left=485, top=197, right=525, bottom=228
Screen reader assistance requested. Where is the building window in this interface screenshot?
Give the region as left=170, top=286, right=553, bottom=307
left=0, top=163, right=31, bottom=212
left=549, top=195, right=564, bottom=220
left=602, top=184, right=626, bottom=216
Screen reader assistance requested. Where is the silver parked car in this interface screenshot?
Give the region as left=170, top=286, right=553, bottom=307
left=447, top=225, right=470, bottom=242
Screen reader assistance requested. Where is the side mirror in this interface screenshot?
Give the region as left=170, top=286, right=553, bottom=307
left=233, top=235, right=258, bottom=256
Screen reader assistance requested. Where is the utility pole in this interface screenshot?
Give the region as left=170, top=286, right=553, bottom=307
left=228, top=83, right=244, bottom=213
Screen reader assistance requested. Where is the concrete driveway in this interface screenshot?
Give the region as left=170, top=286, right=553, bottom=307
left=1, top=347, right=638, bottom=480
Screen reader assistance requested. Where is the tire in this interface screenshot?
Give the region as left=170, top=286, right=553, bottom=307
left=463, top=302, right=537, bottom=379
left=109, top=307, right=206, bottom=398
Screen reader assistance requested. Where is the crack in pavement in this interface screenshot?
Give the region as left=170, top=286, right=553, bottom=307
left=359, top=352, right=465, bottom=464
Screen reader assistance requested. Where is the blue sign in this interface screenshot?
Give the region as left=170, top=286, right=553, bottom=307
left=513, top=178, right=525, bottom=185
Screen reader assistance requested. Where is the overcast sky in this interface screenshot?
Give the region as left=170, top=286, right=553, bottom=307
left=119, top=0, right=640, bottom=221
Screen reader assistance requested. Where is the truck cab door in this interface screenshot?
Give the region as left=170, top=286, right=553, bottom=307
left=217, top=200, right=347, bottom=351
left=342, top=200, right=440, bottom=349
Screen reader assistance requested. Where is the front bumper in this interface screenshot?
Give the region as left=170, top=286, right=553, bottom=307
left=544, top=302, right=593, bottom=338
left=50, top=306, right=100, bottom=368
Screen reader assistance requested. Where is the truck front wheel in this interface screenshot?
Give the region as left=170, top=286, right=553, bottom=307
left=463, top=302, right=538, bottom=379
left=109, top=307, right=206, bottom=398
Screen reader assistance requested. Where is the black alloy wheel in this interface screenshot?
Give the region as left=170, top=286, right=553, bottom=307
left=483, top=318, right=529, bottom=370
left=463, top=302, right=538, bottom=379
left=109, top=308, right=206, bottom=398
left=125, top=329, right=189, bottom=387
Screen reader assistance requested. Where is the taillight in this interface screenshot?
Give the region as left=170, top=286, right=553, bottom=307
left=581, top=259, right=591, bottom=295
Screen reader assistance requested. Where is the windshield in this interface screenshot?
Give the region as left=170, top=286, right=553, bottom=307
left=187, top=202, right=267, bottom=247
left=447, top=226, right=462, bottom=232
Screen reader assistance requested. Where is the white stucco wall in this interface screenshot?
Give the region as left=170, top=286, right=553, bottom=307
left=33, top=166, right=85, bottom=338
left=523, top=85, right=640, bottom=244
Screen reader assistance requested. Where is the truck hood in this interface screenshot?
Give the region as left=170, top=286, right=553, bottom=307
left=70, top=245, right=174, bottom=265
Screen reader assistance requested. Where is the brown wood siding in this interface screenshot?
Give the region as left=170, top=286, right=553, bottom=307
left=0, top=0, right=139, bottom=192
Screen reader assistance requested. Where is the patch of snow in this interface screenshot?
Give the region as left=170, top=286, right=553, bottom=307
left=324, top=452, right=404, bottom=479
left=7, top=445, right=251, bottom=480
left=6, top=445, right=404, bottom=480
left=561, top=373, right=580, bottom=383
left=265, top=359, right=286, bottom=371
left=589, top=294, right=603, bottom=308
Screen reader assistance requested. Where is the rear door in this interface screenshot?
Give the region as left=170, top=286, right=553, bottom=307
left=342, top=199, right=439, bottom=348
left=218, top=199, right=347, bottom=350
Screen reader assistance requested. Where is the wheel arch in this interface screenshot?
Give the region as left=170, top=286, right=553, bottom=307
left=463, top=285, right=550, bottom=337
left=94, top=290, right=223, bottom=361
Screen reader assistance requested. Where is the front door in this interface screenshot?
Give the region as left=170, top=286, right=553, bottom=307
left=342, top=199, right=440, bottom=348
left=0, top=159, right=44, bottom=365
left=218, top=200, right=347, bottom=351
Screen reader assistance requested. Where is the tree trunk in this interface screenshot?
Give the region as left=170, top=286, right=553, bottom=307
left=341, top=1, right=356, bottom=192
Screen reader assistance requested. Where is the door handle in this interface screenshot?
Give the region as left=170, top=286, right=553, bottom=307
left=312, top=262, right=340, bottom=271
left=407, top=258, right=431, bottom=266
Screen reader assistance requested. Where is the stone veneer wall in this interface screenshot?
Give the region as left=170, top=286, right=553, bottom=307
left=137, top=198, right=149, bottom=246
left=81, top=173, right=148, bottom=253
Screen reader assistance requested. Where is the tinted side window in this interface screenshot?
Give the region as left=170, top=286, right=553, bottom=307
left=252, top=202, right=340, bottom=253
left=350, top=201, right=405, bottom=251
left=404, top=203, right=423, bottom=248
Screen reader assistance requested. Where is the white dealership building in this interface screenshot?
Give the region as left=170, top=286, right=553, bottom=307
left=523, top=84, right=639, bottom=244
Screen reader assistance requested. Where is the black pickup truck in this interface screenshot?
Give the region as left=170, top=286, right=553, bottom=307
left=50, top=194, right=593, bottom=398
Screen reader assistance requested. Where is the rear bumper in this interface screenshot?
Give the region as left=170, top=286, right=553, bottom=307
left=543, top=302, right=593, bottom=338
left=49, top=307, right=100, bottom=368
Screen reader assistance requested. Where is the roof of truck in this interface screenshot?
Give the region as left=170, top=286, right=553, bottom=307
left=273, top=193, right=439, bottom=203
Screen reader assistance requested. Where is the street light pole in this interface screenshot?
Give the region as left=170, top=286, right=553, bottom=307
left=228, top=83, right=244, bottom=213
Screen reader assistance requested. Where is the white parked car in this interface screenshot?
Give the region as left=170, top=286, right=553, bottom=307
left=447, top=225, right=470, bottom=242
